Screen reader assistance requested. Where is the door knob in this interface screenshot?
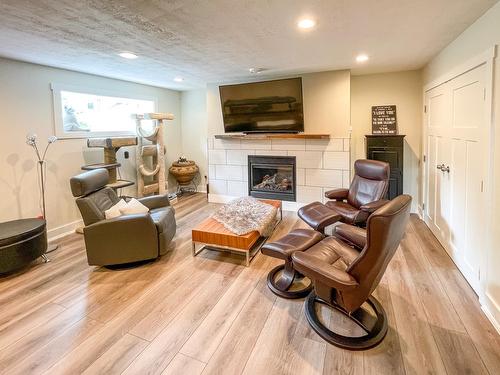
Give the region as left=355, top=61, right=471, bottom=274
left=436, top=164, right=442, bottom=170
left=442, top=165, right=450, bottom=173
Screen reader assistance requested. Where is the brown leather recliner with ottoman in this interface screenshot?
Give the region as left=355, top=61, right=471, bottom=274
left=70, top=168, right=176, bottom=266
left=292, top=195, right=412, bottom=350
left=261, top=229, right=323, bottom=298
left=298, top=159, right=390, bottom=233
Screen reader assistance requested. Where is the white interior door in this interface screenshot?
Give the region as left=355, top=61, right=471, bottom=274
left=447, top=65, right=488, bottom=292
left=424, top=64, right=488, bottom=294
left=424, top=84, right=451, bottom=244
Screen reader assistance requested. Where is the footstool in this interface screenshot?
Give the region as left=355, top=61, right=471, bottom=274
left=0, top=218, right=47, bottom=274
left=297, top=201, right=342, bottom=234
left=261, top=229, right=323, bottom=298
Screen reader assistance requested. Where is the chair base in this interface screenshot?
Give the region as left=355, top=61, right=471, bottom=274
left=305, top=292, right=388, bottom=350
left=104, top=258, right=156, bottom=270
left=267, top=264, right=312, bottom=299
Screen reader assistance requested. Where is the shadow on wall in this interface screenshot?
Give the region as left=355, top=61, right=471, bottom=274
left=1, top=153, right=36, bottom=218
left=47, top=153, right=68, bottom=225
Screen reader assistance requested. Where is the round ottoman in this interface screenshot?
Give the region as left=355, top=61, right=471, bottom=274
left=0, top=218, right=47, bottom=275
left=261, top=229, right=324, bottom=299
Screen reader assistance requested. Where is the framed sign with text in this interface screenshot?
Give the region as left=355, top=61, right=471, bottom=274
left=372, top=105, right=397, bottom=134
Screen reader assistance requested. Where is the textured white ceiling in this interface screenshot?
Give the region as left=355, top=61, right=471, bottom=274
left=0, top=0, right=497, bottom=89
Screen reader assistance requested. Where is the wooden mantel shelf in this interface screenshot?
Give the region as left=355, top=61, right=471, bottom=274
left=214, top=133, right=330, bottom=140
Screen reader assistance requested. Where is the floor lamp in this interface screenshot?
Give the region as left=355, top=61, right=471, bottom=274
left=26, top=134, right=58, bottom=261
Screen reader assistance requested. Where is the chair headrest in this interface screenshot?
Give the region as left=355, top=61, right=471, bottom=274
left=354, top=159, right=390, bottom=180
left=70, top=169, right=109, bottom=197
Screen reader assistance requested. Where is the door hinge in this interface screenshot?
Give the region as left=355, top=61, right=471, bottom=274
left=422, top=203, right=425, bottom=211
left=481, top=180, right=484, bottom=192
left=424, top=105, right=427, bottom=113
left=484, top=88, right=486, bottom=100
left=423, top=155, right=426, bottom=163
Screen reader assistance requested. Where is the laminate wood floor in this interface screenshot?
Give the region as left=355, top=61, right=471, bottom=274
left=0, top=193, right=498, bottom=375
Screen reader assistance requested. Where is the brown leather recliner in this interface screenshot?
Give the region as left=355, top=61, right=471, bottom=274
left=298, top=159, right=390, bottom=232
left=70, top=169, right=176, bottom=266
left=292, top=194, right=412, bottom=349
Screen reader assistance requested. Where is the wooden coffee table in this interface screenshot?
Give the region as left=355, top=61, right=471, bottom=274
left=191, top=199, right=282, bottom=266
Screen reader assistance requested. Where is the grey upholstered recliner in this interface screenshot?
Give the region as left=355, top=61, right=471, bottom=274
left=70, top=168, right=176, bottom=266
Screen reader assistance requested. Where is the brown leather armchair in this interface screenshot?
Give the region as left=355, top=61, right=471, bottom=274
left=292, top=194, right=412, bottom=349
left=298, top=159, right=390, bottom=232
left=70, top=169, right=176, bottom=266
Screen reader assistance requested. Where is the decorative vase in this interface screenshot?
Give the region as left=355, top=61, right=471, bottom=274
left=169, top=159, right=199, bottom=186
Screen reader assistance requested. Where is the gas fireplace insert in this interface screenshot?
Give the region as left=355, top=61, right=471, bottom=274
left=248, top=155, right=296, bottom=201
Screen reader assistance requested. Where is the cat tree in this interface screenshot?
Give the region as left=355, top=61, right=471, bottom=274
left=82, top=137, right=138, bottom=190
left=77, top=136, right=137, bottom=235
left=135, top=113, right=174, bottom=197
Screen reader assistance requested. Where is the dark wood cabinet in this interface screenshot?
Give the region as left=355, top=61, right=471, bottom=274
left=365, top=135, right=405, bottom=200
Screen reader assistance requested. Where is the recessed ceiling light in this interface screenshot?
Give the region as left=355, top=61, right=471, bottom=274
left=173, top=77, right=184, bottom=82
left=118, top=52, right=138, bottom=59
left=249, top=68, right=265, bottom=74
left=356, top=54, right=369, bottom=63
left=297, top=18, right=316, bottom=29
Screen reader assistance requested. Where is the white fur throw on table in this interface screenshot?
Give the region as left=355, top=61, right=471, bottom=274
left=212, top=197, right=278, bottom=236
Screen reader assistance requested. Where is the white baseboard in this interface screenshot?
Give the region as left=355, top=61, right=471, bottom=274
left=482, top=293, right=500, bottom=335
left=48, top=219, right=83, bottom=241
left=208, top=193, right=235, bottom=204
left=417, top=204, right=424, bottom=219
left=208, top=193, right=306, bottom=212
left=282, top=201, right=305, bottom=212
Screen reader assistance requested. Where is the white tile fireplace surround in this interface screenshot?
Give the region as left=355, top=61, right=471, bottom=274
left=207, top=136, right=351, bottom=211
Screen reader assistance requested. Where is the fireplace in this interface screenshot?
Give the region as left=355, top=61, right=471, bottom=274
left=248, top=155, right=296, bottom=201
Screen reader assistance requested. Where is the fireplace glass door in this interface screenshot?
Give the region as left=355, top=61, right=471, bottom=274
left=248, top=156, right=296, bottom=201
left=251, top=164, right=293, bottom=192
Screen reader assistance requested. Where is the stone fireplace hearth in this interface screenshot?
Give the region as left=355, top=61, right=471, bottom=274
left=207, top=136, right=351, bottom=211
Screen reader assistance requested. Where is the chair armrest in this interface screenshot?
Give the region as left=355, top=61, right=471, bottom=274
left=324, top=188, right=349, bottom=200
left=334, top=224, right=366, bottom=250
left=359, top=199, right=389, bottom=214
left=138, top=194, right=170, bottom=210
left=85, top=213, right=156, bottom=232
left=292, top=252, right=359, bottom=291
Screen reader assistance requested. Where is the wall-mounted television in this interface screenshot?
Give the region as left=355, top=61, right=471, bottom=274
left=219, top=77, right=304, bottom=133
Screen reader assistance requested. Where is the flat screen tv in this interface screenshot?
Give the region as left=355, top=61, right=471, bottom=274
left=219, top=77, right=304, bottom=133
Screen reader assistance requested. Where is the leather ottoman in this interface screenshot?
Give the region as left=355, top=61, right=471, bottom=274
left=261, top=229, right=323, bottom=298
left=297, top=201, right=342, bottom=233
left=0, top=218, right=47, bottom=275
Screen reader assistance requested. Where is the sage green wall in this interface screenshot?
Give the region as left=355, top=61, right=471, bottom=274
left=0, top=57, right=181, bottom=236
left=351, top=70, right=423, bottom=213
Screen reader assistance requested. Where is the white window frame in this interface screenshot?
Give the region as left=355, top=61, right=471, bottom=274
left=51, top=83, right=158, bottom=139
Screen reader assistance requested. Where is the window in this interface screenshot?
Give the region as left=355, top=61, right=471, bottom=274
left=51, top=83, right=157, bottom=138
